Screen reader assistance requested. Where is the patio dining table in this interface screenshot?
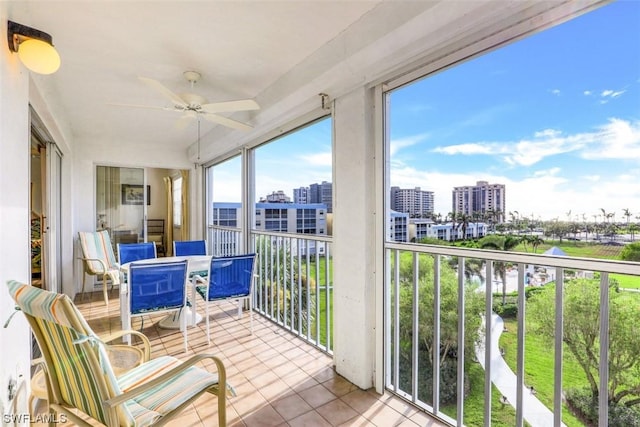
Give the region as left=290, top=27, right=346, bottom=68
left=119, top=255, right=212, bottom=330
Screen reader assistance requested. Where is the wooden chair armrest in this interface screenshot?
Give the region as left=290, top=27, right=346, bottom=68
left=78, top=256, right=108, bottom=271
left=100, top=330, right=151, bottom=362
left=104, top=354, right=229, bottom=407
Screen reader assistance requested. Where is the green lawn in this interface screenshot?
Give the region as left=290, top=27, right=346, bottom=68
left=499, top=319, right=586, bottom=427
left=611, top=273, right=640, bottom=289
left=441, top=363, right=522, bottom=426
left=515, top=240, right=624, bottom=259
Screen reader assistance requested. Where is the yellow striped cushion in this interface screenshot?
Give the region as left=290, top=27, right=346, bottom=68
left=118, top=356, right=221, bottom=426
left=79, top=231, right=120, bottom=283
left=7, top=281, right=133, bottom=425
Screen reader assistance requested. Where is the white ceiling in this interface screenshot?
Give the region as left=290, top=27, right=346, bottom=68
left=6, top=1, right=604, bottom=162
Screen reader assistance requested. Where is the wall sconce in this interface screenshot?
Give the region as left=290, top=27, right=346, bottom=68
left=7, top=20, right=60, bottom=74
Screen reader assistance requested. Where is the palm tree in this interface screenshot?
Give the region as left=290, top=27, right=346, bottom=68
left=478, top=234, right=521, bottom=305
left=447, top=212, right=457, bottom=241
left=530, top=235, right=544, bottom=253
left=457, top=212, right=470, bottom=240
left=629, top=223, right=638, bottom=242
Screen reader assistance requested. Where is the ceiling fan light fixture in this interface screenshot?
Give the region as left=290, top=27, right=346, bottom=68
left=183, top=70, right=201, bottom=84
left=7, top=20, right=60, bottom=74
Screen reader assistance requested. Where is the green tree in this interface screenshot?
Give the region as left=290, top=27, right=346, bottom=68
left=528, top=279, right=640, bottom=410
left=621, top=242, right=640, bottom=262
left=623, top=208, right=633, bottom=226
left=456, top=212, right=470, bottom=240
left=530, top=235, right=544, bottom=253
left=478, top=234, right=521, bottom=305
left=394, top=251, right=484, bottom=404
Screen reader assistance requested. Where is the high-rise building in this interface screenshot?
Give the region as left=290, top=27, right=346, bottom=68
left=309, top=181, right=332, bottom=213
left=390, top=186, right=434, bottom=217
left=452, top=181, right=505, bottom=222
left=294, top=181, right=333, bottom=213
left=293, top=187, right=309, bottom=204
left=259, top=190, right=291, bottom=203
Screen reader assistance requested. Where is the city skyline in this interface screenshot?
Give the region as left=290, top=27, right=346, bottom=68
left=211, top=1, right=639, bottom=222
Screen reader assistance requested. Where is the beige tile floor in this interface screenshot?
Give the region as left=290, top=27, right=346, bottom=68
left=30, top=290, right=447, bottom=427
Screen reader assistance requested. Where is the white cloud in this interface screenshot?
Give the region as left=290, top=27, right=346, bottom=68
left=582, top=174, right=600, bottom=182
left=390, top=133, right=429, bottom=156
left=431, top=118, right=640, bottom=166
left=550, top=89, right=561, bottom=96
left=601, top=89, right=625, bottom=98
left=433, top=142, right=499, bottom=156
left=584, top=90, right=592, bottom=96
left=299, top=151, right=332, bottom=167
left=581, top=118, right=640, bottom=159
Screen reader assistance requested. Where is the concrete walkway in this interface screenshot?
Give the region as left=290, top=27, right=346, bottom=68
left=475, top=313, right=565, bottom=427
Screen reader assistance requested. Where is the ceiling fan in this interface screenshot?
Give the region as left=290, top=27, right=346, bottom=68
left=113, top=71, right=259, bottom=131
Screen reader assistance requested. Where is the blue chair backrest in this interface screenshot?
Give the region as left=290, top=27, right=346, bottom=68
left=118, top=242, right=156, bottom=265
left=174, top=240, right=206, bottom=256
left=129, top=260, right=188, bottom=314
left=208, top=254, right=256, bottom=300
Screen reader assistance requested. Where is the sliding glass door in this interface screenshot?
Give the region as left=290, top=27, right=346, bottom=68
left=96, top=166, right=146, bottom=253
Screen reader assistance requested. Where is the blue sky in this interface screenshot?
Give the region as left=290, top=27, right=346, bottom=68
left=213, top=1, right=639, bottom=222
left=389, top=0, right=640, bottom=220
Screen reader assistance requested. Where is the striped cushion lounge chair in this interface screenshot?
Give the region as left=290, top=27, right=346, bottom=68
left=6, top=280, right=234, bottom=427
left=78, top=230, right=121, bottom=306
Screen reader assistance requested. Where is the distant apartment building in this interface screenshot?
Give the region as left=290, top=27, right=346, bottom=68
left=389, top=211, right=409, bottom=242
left=259, top=190, right=291, bottom=203
left=212, top=202, right=328, bottom=254
left=452, top=180, right=505, bottom=222
left=294, top=181, right=333, bottom=213
left=390, top=186, right=434, bottom=217
left=293, top=187, right=309, bottom=204
left=410, top=219, right=488, bottom=242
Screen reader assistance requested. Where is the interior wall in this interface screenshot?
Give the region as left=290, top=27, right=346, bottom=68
left=146, top=167, right=169, bottom=221
left=0, top=12, right=35, bottom=419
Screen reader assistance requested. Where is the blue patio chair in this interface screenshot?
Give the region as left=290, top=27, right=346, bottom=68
left=173, top=240, right=207, bottom=256
left=123, top=260, right=190, bottom=351
left=118, top=243, right=158, bottom=321
left=117, top=242, right=157, bottom=265
left=192, top=254, right=256, bottom=344
left=174, top=240, right=209, bottom=280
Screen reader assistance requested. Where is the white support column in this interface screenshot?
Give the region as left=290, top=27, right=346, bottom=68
left=332, top=86, right=377, bottom=389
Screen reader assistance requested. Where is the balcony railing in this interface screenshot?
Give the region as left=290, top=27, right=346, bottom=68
left=385, top=241, right=640, bottom=427
left=251, top=230, right=333, bottom=354
left=208, top=225, right=334, bottom=353
left=208, top=225, right=243, bottom=257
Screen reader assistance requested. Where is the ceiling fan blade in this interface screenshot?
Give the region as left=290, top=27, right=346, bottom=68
left=201, top=112, right=253, bottom=131
left=138, top=77, right=187, bottom=107
left=108, top=102, right=175, bottom=112
left=200, top=99, right=260, bottom=114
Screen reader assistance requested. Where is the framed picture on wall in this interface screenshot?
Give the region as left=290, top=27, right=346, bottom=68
left=121, top=184, right=150, bottom=205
